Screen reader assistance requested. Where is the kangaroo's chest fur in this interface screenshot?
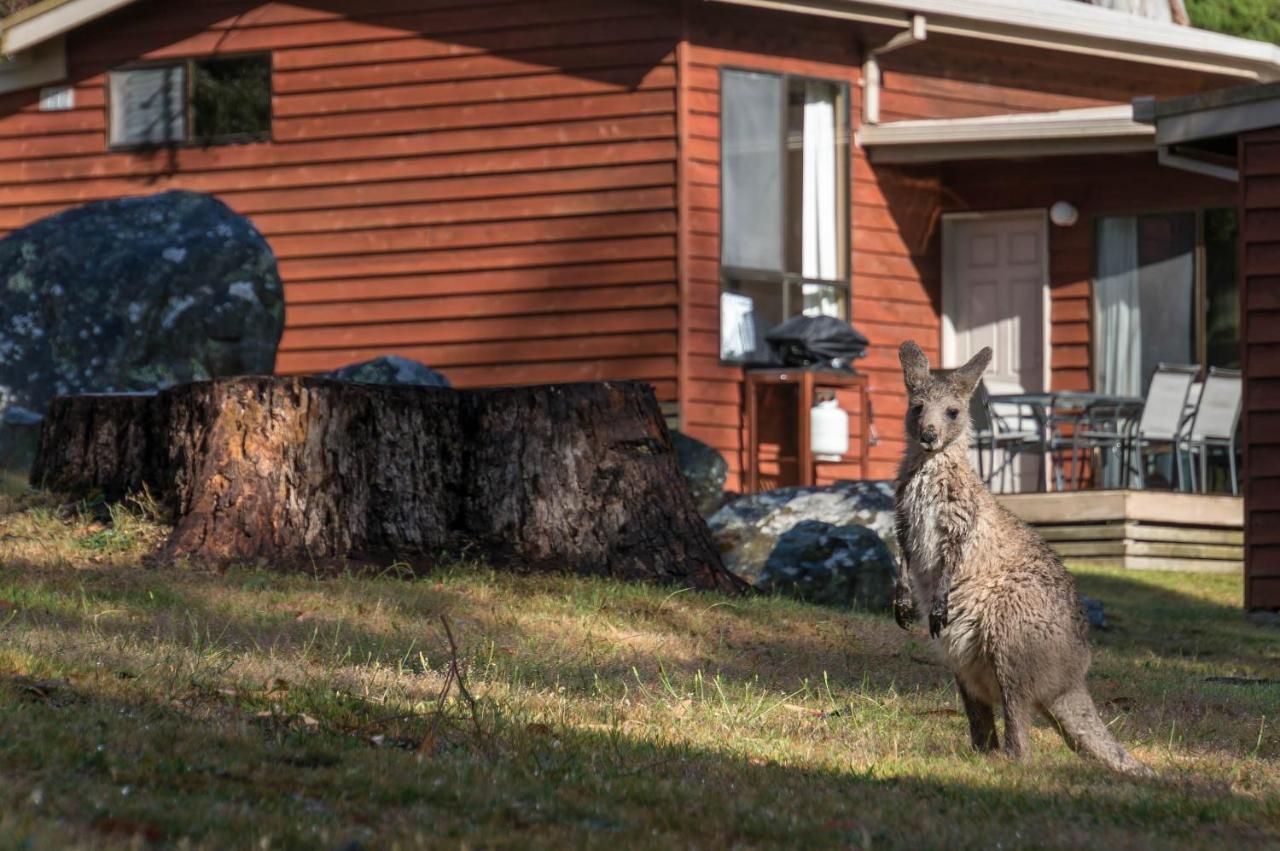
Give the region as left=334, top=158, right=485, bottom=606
left=897, top=447, right=991, bottom=680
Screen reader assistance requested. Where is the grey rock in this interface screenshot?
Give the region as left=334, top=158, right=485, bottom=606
left=757, top=519, right=898, bottom=610
left=708, top=480, right=896, bottom=585
left=1080, top=595, right=1108, bottom=630
left=0, top=189, right=284, bottom=418
left=322, top=355, right=451, bottom=388
left=671, top=431, right=728, bottom=518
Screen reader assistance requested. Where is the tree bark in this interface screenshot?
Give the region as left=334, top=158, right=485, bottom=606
left=31, top=377, right=743, bottom=593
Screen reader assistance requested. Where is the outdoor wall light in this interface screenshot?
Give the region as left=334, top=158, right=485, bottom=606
left=1050, top=201, right=1079, bottom=227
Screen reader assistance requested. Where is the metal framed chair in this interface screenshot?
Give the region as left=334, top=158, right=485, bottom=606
left=971, top=380, right=1040, bottom=493
left=1179, top=367, right=1243, bottom=495
left=1125, top=363, right=1200, bottom=490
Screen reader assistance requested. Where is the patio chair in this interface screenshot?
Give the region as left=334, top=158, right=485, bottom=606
left=952, top=377, right=1039, bottom=492
left=1125, top=363, right=1200, bottom=490
left=1179, top=367, right=1243, bottom=495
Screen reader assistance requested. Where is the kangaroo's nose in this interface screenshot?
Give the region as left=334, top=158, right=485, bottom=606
left=920, top=427, right=938, bottom=446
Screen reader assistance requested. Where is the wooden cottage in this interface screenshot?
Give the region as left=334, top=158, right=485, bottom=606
left=0, top=0, right=1274, bottom=493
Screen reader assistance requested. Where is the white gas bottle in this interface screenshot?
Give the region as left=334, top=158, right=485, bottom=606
left=810, top=397, right=849, bottom=460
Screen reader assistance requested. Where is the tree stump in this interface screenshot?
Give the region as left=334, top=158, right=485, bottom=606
left=31, top=378, right=743, bottom=593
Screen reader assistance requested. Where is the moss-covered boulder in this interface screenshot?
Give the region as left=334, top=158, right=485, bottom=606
left=0, top=190, right=284, bottom=472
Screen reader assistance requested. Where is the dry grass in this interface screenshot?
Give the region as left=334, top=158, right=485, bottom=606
left=0, top=484, right=1277, bottom=849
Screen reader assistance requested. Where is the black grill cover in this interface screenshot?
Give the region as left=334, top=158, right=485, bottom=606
left=765, top=315, right=869, bottom=368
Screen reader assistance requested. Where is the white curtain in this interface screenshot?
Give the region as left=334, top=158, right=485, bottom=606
left=801, top=81, right=838, bottom=282
left=1094, top=216, right=1142, bottom=396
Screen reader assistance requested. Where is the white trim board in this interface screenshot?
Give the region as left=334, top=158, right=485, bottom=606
left=2, top=0, right=138, bottom=55
left=857, top=105, right=1156, bottom=163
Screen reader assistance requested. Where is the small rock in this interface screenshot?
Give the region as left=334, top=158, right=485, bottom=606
left=1080, top=595, right=1108, bottom=630
left=756, top=519, right=898, bottom=611
left=670, top=431, right=728, bottom=518
left=322, top=355, right=450, bottom=388
left=709, top=480, right=896, bottom=585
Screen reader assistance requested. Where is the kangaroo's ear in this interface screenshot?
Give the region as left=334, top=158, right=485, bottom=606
left=948, top=346, right=992, bottom=397
left=898, top=340, right=931, bottom=393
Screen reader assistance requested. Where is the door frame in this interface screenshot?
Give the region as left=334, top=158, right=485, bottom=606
left=941, top=209, right=1051, bottom=392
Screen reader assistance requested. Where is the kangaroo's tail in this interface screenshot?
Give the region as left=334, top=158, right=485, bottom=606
left=1047, top=687, right=1153, bottom=777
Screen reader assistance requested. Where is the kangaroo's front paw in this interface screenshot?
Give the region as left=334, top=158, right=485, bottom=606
left=893, top=584, right=918, bottom=630
left=928, top=598, right=949, bottom=638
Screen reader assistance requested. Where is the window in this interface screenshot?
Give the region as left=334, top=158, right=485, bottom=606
left=1093, top=209, right=1239, bottom=396
left=719, top=69, right=850, bottom=363
left=109, top=54, right=271, bottom=148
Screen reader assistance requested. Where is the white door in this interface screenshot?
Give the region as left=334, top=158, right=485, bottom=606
left=943, top=212, right=1046, bottom=391
left=943, top=212, right=1048, bottom=490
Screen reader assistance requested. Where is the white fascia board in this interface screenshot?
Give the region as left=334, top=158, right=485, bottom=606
left=2, top=0, right=140, bottom=55
left=857, top=106, right=1156, bottom=163
left=704, top=0, right=1280, bottom=81
left=0, top=35, right=64, bottom=94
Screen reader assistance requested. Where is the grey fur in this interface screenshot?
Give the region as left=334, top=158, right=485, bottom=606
left=893, top=340, right=1152, bottom=777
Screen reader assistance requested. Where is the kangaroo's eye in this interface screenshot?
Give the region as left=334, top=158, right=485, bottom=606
left=911, top=404, right=923, bottom=417
left=946, top=408, right=960, bottom=420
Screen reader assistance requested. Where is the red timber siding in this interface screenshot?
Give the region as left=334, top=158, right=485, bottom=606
left=1241, top=128, right=1280, bottom=610
left=1, top=0, right=683, bottom=399
left=877, top=35, right=1236, bottom=123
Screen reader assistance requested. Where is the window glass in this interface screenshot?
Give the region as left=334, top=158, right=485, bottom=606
left=1136, top=213, right=1196, bottom=388
left=1095, top=210, right=1238, bottom=393
left=721, top=277, right=784, bottom=363
left=192, top=55, right=272, bottom=144
left=109, top=66, right=186, bottom=146
left=722, top=70, right=783, bottom=272
left=1204, top=207, right=1240, bottom=369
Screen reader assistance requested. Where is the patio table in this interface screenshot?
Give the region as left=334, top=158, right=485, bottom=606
left=988, top=391, right=1143, bottom=492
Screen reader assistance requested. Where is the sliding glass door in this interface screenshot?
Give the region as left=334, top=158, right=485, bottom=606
left=1094, top=209, right=1238, bottom=394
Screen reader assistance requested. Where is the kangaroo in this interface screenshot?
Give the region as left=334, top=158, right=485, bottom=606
left=893, top=340, right=1151, bottom=777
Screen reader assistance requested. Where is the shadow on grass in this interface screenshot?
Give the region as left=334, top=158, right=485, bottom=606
left=1, top=669, right=1274, bottom=851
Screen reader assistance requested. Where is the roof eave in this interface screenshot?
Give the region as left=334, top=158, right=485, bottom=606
left=1, top=0, right=139, bottom=55
left=705, top=0, right=1280, bottom=82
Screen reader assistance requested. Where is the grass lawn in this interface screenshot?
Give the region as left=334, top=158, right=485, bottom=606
left=0, top=487, right=1277, bottom=849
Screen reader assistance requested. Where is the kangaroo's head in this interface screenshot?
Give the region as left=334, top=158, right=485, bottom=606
left=898, top=340, right=992, bottom=455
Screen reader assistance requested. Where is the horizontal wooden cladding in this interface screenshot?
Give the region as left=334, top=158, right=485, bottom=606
left=278, top=234, right=676, bottom=282
left=268, top=210, right=676, bottom=260
left=0, top=140, right=678, bottom=210
left=72, top=0, right=673, bottom=66
left=273, top=38, right=678, bottom=94
left=288, top=282, right=677, bottom=327
left=280, top=310, right=677, bottom=354
left=287, top=259, right=677, bottom=304
left=275, top=63, right=675, bottom=118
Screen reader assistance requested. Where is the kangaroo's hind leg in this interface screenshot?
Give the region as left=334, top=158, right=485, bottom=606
left=957, top=677, right=998, bottom=752
left=997, top=679, right=1034, bottom=761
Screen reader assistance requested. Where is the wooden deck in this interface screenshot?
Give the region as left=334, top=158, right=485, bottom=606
left=997, top=490, right=1244, bottom=573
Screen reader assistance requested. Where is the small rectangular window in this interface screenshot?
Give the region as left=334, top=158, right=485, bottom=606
left=109, top=65, right=186, bottom=146
left=109, top=54, right=271, bottom=148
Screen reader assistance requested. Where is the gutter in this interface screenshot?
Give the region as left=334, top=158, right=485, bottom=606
left=863, top=13, right=926, bottom=125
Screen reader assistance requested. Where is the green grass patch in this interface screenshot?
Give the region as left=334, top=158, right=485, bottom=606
left=0, top=495, right=1277, bottom=848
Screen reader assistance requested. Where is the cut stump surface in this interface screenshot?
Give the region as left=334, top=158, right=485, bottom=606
left=32, top=378, right=742, bottom=593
